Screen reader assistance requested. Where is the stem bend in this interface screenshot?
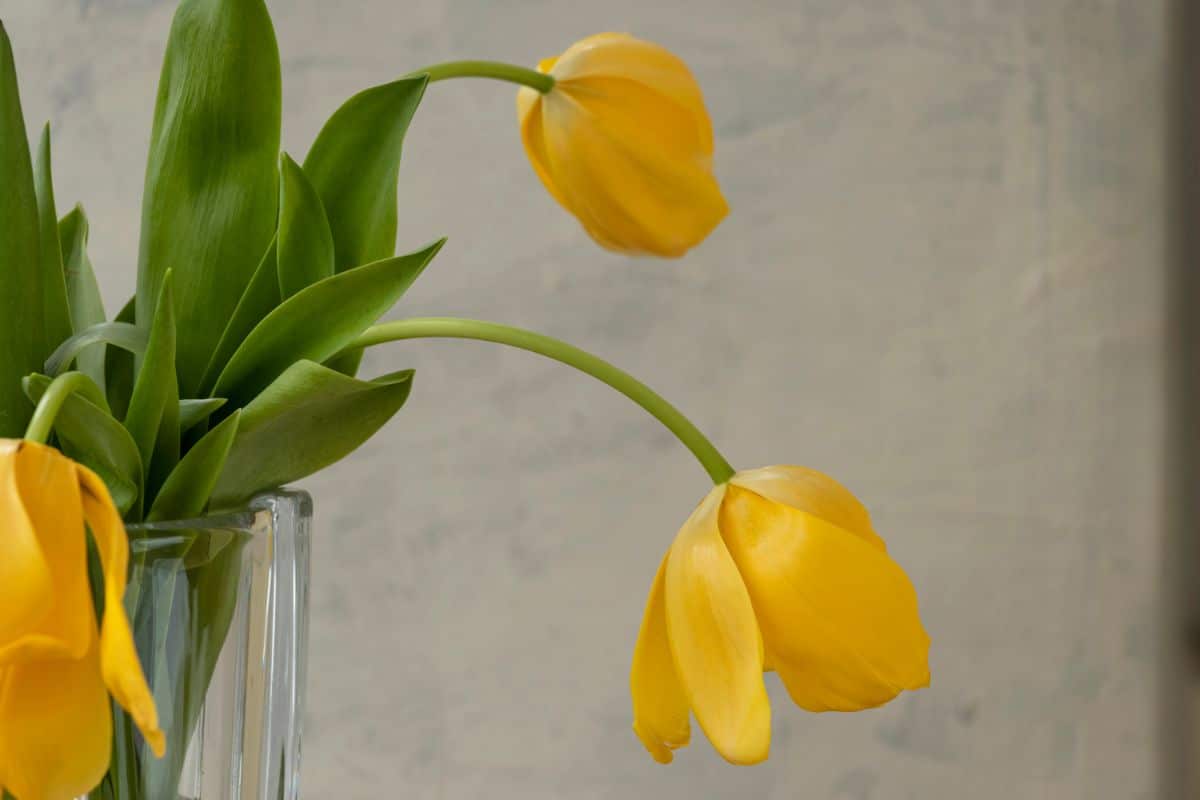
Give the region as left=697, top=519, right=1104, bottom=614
left=24, top=372, right=102, bottom=444
left=412, top=60, right=556, bottom=93
left=348, top=317, right=735, bottom=484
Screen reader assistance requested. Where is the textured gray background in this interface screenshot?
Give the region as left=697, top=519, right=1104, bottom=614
left=1, top=0, right=1183, bottom=797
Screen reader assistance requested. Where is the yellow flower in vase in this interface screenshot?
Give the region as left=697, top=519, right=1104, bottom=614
left=516, top=33, right=729, bottom=257
left=0, top=440, right=164, bottom=800
left=631, top=466, right=930, bottom=765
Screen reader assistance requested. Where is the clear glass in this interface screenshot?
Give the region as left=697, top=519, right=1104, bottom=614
left=86, top=491, right=312, bottom=800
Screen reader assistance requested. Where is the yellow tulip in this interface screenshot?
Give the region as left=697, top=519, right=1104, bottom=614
left=0, top=440, right=164, bottom=800
left=516, top=33, right=728, bottom=257
left=631, top=466, right=930, bottom=765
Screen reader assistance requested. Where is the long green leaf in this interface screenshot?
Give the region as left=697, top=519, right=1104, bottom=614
left=278, top=153, right=334, bottom=299
left=45, top=321, right=148, bottom=377
left=304, top=76, right=427, bottom=272
left=0, top=23, right=45, bottom=437
left=23, top=373, right=141, bottom=515
left=60, top=205, right=107, bottom=389
left=34, top=124, right=73, bottom=356
left=212, top=361, right=413, bottom=507
left=125, top=272, right=177, bottom=498
left=212, top=239, right=443, bottom=408
left=137, top=0, right=282, bottom=396
left=106, top=297, right=136, bottom=419
left=197, top=238, right=279, bottom=396
left=148, top=410, right=241, bottom=522
left=149, top=378, right=181, bottom=507
left=179, top=398, right=226, bottom=433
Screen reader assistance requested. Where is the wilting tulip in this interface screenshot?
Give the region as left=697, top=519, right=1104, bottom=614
left=631, top=465, right=930, bottom=765
left=516, top=33, right=728, bottom=257
left=0, top=440, right=164, bottom=800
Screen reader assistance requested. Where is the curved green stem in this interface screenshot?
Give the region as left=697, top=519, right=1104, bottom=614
left=45, top=321, right=147, bottom=377
left=24, top=371, right=98, bottom=444
left=348, top=318, right=735, bottom=485
left=412, top=60, right=555, bottom=93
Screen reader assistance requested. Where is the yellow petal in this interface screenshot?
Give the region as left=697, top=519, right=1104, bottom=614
left=549, top=33, right=714, bottom=154
left=530, top=93, right=641, bottom=253
left=77, top=464, right=166, bottom=758
left=0, top=638, right=113, bottom=800
left=0, top=441, right=92, bottom=664
left=517, top=88, right=572, bottom=212
left=519, top=90, right=629, bottom=253
left=664, top=486, right=770, bottom=765
left=0, top=440, right=53, bottom=649
left=719, top=485, right=930, bottom=712
left=541, top=88, right=727, bottom=257
left=0, top=669, right=6, bottom=795
left=630, top=552, right=690, bottom=764
left=730, top=465, right=887, bottom=552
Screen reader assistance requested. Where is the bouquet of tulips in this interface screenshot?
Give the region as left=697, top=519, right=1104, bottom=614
left=0, top=2, right=931, bottom=798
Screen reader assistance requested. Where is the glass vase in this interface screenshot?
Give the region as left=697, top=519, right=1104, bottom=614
left=86, top=491, right=312, bottom=800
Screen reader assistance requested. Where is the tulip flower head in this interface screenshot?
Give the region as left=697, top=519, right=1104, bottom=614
left=0, top=440, right=164, bottom=800
left=631, top=466, right=930, bottom=765
left=516, top=33, right=729, bottom=257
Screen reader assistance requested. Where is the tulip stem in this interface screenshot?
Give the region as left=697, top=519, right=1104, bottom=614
left=347, top=318, right=736, bottom=484
left=24, top=371, right=102, bottom=444
left=413, top=60, right=556, bottom=93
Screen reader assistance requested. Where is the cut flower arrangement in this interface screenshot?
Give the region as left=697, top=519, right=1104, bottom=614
left=0, top=2, right=931, bottom=798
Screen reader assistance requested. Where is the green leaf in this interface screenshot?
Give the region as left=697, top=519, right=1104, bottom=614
left=148, top=410, right=241, bottom=522
left=137, top=0, right=282, bottom=396
left=179, top=398, right=226, bottom=432
left=59, top=205, right=107, bottom=389
left=45, top=321, right=147, bottom=377
left=149, top=380, right=181, bottom=507
left=197, top=238, right=279, bottom=396
left=34, top=124, right=73, bottom=357
left=278, top=153, right=334, bottom=299
left=106, top=297, right=136, bottom=419
left=212, top=239, right=443, bottom=408
left=324, top=347, right=364, bottom=376
left=0, top=23, right=45, bottom=437
left=304, top=76, right=427, bottom=272
left=212, top=361, right=413, bottom=507
left=125, top=272, right=177, bottom=494
left=23, top=373, right=141, bottom=515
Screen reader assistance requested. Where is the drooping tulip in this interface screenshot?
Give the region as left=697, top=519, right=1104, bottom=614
left=0, top=439, right=164, bottom=800
left=516, top=33, right=728, bottom=257
left=631, top=465, right=930, bottom=765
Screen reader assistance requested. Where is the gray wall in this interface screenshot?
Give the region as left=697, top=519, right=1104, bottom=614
left=5, top=1, right=1181, bottom=797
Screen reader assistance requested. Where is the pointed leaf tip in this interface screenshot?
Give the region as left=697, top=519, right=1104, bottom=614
left=213, top=238, right=445, bottom=407
left=213, top=362, right=415, bottom=506
left=277, top=151, right=335, bottom=300
left=34, top=121, right=72, bottom=355
left=303, top=75, right=429, bottom=272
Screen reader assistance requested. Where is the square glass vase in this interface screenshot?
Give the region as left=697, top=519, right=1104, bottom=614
left=86, top=491, right=312, bottom=800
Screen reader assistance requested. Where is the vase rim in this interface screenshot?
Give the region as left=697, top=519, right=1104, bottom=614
left=126, top=488, right=313, bottom=532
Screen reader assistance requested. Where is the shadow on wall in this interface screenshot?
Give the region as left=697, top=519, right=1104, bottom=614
left=1164, top=0, right=1200, bottom=797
